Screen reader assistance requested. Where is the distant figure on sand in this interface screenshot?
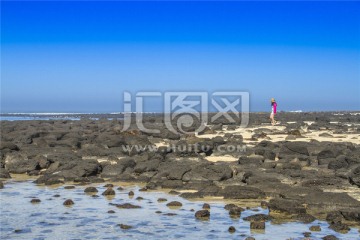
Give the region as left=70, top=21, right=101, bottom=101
left=270, top=98, right=277, bottom=125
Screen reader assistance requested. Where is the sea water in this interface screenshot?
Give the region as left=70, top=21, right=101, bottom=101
left=1, top=179, right=359, bottom=240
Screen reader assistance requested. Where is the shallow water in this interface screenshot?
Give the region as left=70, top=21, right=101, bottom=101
left=0, top=180, right=359, bottom=240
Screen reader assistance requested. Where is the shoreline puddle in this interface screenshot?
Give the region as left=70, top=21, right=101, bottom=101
left=1, top=178, right=359, bottom=240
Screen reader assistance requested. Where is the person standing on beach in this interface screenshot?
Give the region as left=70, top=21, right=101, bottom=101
left=270, top=98, right=277, bottom=125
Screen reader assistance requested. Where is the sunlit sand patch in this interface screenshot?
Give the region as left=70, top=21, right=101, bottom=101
left=155, top=141, right=167, bottom=147
left=205, top=155, right=237, bottom=162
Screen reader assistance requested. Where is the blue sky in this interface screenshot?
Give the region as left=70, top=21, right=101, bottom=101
left=1, top=1, right=359, bottom=112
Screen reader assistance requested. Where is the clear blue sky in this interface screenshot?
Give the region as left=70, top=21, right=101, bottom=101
left=1, top=1, right=359, bottom=112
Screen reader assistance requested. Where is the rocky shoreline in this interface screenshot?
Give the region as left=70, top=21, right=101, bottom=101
left=1, top=112, right=360, bottom=236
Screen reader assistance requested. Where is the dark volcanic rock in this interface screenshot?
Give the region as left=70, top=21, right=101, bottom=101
left=292, top=213, right=316, bottom=223
left=328, top=155, right=349, bottom=170
left=329, top=222, right=350, bottom=233
left=5, top=154, right=39, bottom=174
left=166, top=201, right=182, bottom=207
left=179, top=192, right=204, bottom=199
left=0, top=142, right=20, bottom=151
left=84, top=187, right=98, bottom=193
left=269, top=198, right=306, bottom=215
left=238, top=155, right=264, bottom=165
left=102, top=188, right=115, bottom=196
left=339, top=210, right=360, bottom=223
left=51, top=159, right=101, bottom=180
left=223, top=186, right=265, bottom=199
left=182, top=164, right=232, bottom=182
left=243, top=214, right=271, bottom=222
left=322, top=235, right=339, bottom=240
left=228, top=206, right=243, bottom=218
left=228, top=226, right=236, bottom=233
left=101, top=162, right=132, bottom=178
left=309, top=225, right=321, bottom=231
left=195, top=210, right=210, bottom=220
left=202, top=203, right=210, bottom=209
left=250, top=221, right=265, bottom=229
left=118, top=224, right=132, bottom=230
left=30, top=198, right=41, bottom=203
left=304, top=192, right=360, bottom=210
left=326, top=211, right=344, bottom=224
left=279, top=142, right=309, bottom=157
left=111, top=203, right=141, bottom=209
left=0, top=168, right=11, bottom=179
left=349, top=165, right=360, bottom=187
left=317, top=149, right=336, bottom=160
left=63, top=199, right=74, bottom=206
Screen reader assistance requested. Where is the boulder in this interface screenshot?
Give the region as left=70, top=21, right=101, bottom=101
left=84, top=187, right=98, bottom=193
left=322, top=235, right=339, bottom=240
left=328, top=155, right=349, bottom=170
left=63, top=199, right=74, bottom=206
left=268, top=198, right=306, bottom=215
left=0, top=168, right=11, bottom=178
left=102, top=188, right=115, bottom=196
left=339, top=210, right=360, bottom=223
left=195, top=210, right=210, bottom=220
left=305, top=192, right=360, bottom=210
left=228, top=206, right=243, bottom=218
left=182, top=164, right=232, bottom=182
left=223, top=186, right=265, bottom=199
left=110, top=203, right=141, bottom=209
left=166, top=201, right=182, bottom=207
left=5, top=153, right=39, bottom=174
left=309, top=225, right=321, bottom=231
left=250, top=221, right=265, bottom=229
left=329, top=222, right=350, bottom=233
left=279, top=142, right=309, bottom=159
left=243, top=214, right=271, bottom=222
left=293, top=213, right=316, bottom=223
left=349, top=165, right=360, bottom=187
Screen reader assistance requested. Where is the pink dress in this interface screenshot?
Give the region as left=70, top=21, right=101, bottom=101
left=272, top=102, right=277, bottom=114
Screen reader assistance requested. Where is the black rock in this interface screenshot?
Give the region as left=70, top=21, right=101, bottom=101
left=110, top=203, right=141, bottom=209
left=268, top=198, right=306, bottom=215
left=195, top=210, right=210, bottom=219
left=293, top=213, right=316, bottom=223
left=243, top=214, right=271, bottom=222
left=228, top=226, right=236, bottom=233
left=30, top=198, right=41, bottom=203
left=250, top=221, right=265, bottom=229
left=329, top=222, right=350, bottom=233
left=166, top=201, right=182, bottom=207
left=309, top=225, right=321, bottom=231
left=228, top=206, right=243, bottom=218
left=223, top=186, right=265, bottom=199
left=84, top=187, right=98, bottom=193
left=119, top=224, right=132, bottom=230
left=202, top=203, right=210, bottom=209
left=63, top=199, right=74, bottom=206
left=322, top=235, right=339, bottom=240
left=102, top=188, right=115, bottom=196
